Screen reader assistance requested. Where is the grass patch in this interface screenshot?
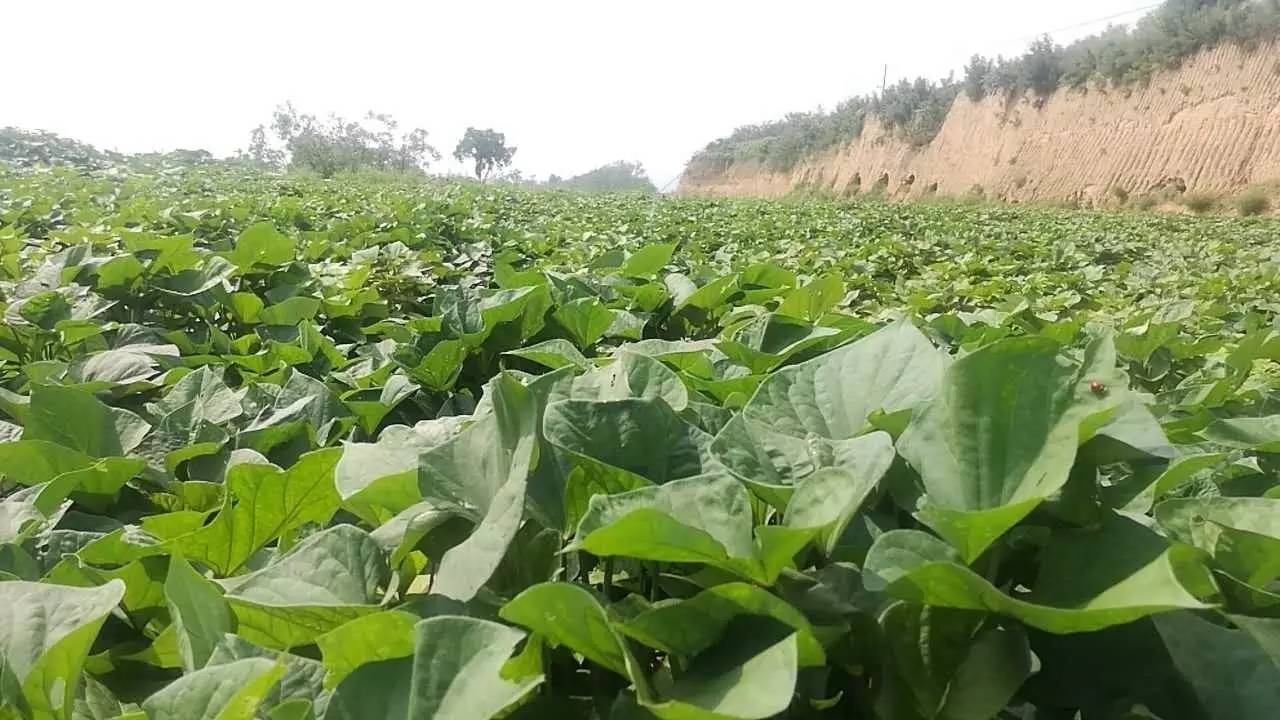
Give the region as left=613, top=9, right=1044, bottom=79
left=1183, top=192, right=1217, bottom=214
left=1236, top=190, right=1271, bottom=217
left=1132, top=194, right=1158, bottom=211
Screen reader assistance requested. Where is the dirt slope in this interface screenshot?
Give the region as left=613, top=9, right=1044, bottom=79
left=681, top=42, right=1280, bottom=206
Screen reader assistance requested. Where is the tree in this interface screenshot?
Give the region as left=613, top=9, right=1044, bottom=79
left=963, top=55, right=994, bottom=101
left=243, top=125, right=284, bottom=168
left=255, top=104, right=440, bottom=177
left=1021, top=35, right=1063, bottom=97
left=453, top=128, right=516, bottom=181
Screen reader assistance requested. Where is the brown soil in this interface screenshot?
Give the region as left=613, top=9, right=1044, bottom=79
left=680, top=42, right=1280, bottom=210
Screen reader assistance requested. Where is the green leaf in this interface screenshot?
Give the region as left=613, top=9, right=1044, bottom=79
left=1156, top=496, right=1280, bottom=550
left=323, top=616, right=540, bottom=720
left=204, top=634, right=329, bottom=719
left=336, top=416, right=466, bottom=525
left=877, top=603, right=1033, bottom=720
left=553, top=297, right=615, bottom=349
left=259, top=297, right=321, bottom=326
left=633, top=617, right=799, bottom=720
left=1200, top=415, right=1280, bottom=451
left=569, top=351, right=690, bottom=411
left=405, top=617, right=542, bottom=719
left=545, top=398, right=712, bottom=484
left=716, top=313, right=840, bottom=374
left=217, top=525, right=388, bottom=649
left=621, top=582, right=826, bottom=667
left=231, top=222, right=294, bottom=271
left=0, top=440, right=94, bottom=487
left=316, top=611, right=418, bottom=688
left=93, top=254, right=145, bottom=292
left=441, top=285, right=551, bottom=348
left=777, top=273, right=844, bottom=322
left=782, top=433, right=895, bottom=555
left=620, top=243, right=677, bottom=279
left=502, top=339, right=590, bottom=371
left=419, top=374, right=538, bottom=602
left=1154, top=612, right=1280, bottom=720
left=18, top=291, right=72, bottom=329
left=863, top=514, right=1212, bottom=633
left=170, top=448, right=343, bottom=575
left=900, top=334, right=1126, bottom=561
left=69, top=348, right=162, bottom=387
left=0, top=580, right=125, bottom=719
left=571, top=472, right=813, bottom=584
left=165, top=553, right=235, bottom=672
left=238, top=370, right=350, bottom=452
left=500, top=582, right=631, bottom=676
left=713, top=320, right=944, bottom=496
left=395, top=340, right=468, bottom=392
left=24, top=384, right=151, bottom=458
left=141, top=657, right=285, bottom=720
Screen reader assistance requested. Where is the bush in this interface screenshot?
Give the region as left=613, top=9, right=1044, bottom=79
left=1132, top=194, right=1159, bottom=211
left=1111, top=186, right=1130, bottom=204
left=544, top=161, right=656, bottom=194
left=1236, top=190, right=1271, bottom=216
left=1184, top=192, right=1217, bottom=214
left=964, top=55, right=994, bottom=101
left=1022, top=36, right=1063, bottom=97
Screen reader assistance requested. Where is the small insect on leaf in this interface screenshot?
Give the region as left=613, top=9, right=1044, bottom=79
left=1089, top=379, right=1106, bottom=394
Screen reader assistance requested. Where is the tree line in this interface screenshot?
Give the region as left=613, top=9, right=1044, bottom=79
left=240, top=105, right=654, bottom=192
left=241, top=104, right=516, bottom=181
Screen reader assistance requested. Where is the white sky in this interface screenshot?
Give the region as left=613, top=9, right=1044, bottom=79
left=6, top=1, right=1158, bottom=189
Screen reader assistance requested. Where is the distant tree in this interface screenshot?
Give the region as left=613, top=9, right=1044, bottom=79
left=963, top=55, right=994, bottom=101
left=0, top=127, right=120, bottom=169
left=982, top=55, right=1021, bottom=96
left=1021, top=35, right=1064, bottom=97
left=244, top=125, right=284, bottom=168
left=547, top=161, right=656, bottom=193
left=453, top=128, right=516, bottom=181
left=257, top=104, right=440, bottom=177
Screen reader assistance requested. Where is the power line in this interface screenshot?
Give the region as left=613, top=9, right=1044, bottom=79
left=667, top=3, right=1166, bottom=187
left=1033, top=2, right=1162, bottom=40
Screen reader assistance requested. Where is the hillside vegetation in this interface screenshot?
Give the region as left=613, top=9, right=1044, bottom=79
left=690, top=0, right=1280, bottom=175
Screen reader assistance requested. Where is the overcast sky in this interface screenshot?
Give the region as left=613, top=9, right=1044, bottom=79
left=7, top=1, right=1158, bottom=188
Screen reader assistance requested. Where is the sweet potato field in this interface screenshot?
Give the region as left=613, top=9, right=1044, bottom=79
left=1, top=164, right=1279, bottom=719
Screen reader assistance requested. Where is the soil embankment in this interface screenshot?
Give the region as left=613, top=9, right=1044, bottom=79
left=681, top=42, right=1280, bottom=207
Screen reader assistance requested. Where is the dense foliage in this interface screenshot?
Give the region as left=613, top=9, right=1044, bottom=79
left=545, top=161, right=657, bottom=194
left=453, top=128, right=518, bottom=182
left=691, top=0, right=1280, bottom=174
left=243, top=105, right=441, bottom=177
left=2, top=161, right=1280, bottom=719
left=0, top=128, right=122, bottom=170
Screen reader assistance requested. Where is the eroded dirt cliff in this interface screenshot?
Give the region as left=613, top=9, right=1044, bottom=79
left=681, top=42, right=1280, bottom=206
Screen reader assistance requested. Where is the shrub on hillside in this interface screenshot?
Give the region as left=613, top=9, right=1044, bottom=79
left=1237, top=189, right=1271, bottom=216
left=1132, top=194, right=1159, bottom=211
left=1184, top=192, right=1217, bottom=214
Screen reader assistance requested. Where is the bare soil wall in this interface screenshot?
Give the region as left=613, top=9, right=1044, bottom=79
left=680, top=42, right=1280, bottom=207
